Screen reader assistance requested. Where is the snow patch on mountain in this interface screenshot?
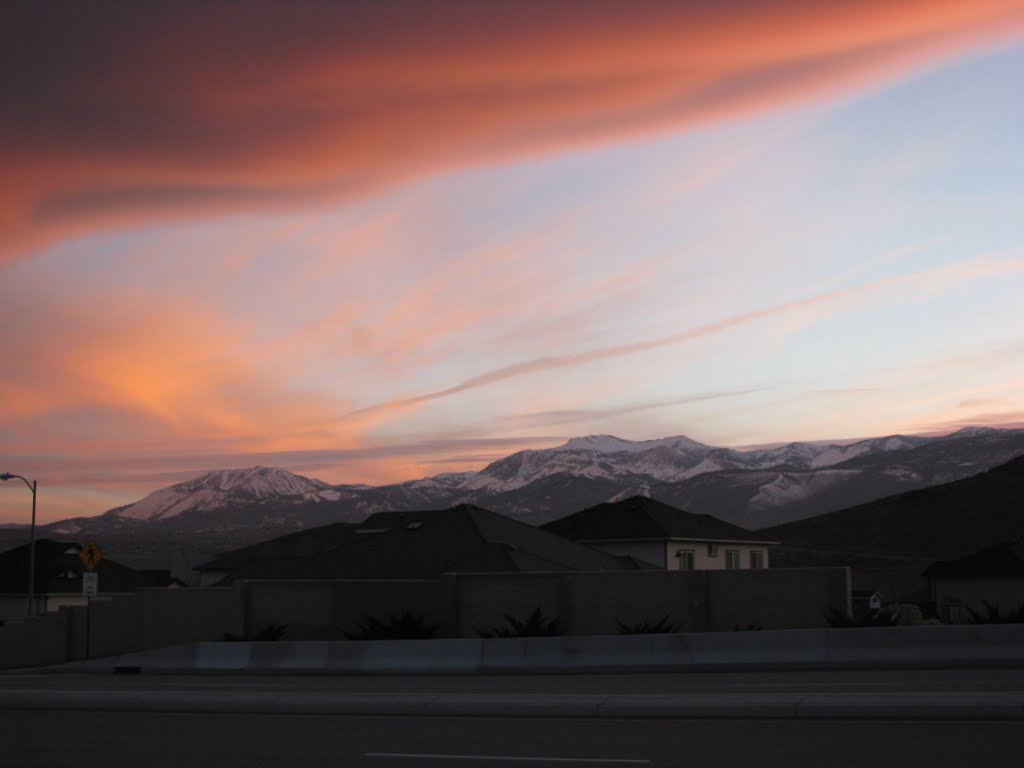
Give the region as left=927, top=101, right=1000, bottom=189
left=463, top=449, right=617, bottom=492
left=561, top=434, right=710, bottom=454
left=608, top=485, right=653, bottom=503
left=460, top=430, right=997, bottom=493
left=748, top=469, right=857, bottom=510
left=113, top=467, right=330, bottom=521
left=808, top=435, right=921, bottom=468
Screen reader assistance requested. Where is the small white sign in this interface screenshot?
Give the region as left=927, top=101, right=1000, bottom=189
left=83, top=572, right=98, bottom=598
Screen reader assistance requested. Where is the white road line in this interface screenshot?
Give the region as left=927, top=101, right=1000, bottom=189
left=364, top=754, right=650, bottom=764
left=726, top=682, right=897, bottom=689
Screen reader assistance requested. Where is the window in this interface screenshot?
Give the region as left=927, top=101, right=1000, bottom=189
left=707, top=542, right=719, bottom=557
left=749, top=550, right=765, bottom=569
left=676, top=549, right=695, bottom=570
left=725, top=550, right=740, bottom=569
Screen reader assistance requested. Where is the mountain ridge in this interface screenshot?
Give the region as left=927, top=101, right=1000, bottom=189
left=29, top=426, right=1024, bottom=539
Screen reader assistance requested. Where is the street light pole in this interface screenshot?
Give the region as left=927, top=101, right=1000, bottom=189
left=1, top=473, right=37, bottom=617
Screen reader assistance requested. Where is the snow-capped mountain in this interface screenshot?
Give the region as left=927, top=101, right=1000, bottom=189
left=34, top=426, right=1024, bottom=542
left=108, top=467, right=334, bottom=522
left=461, top=431, right=933, bottom=491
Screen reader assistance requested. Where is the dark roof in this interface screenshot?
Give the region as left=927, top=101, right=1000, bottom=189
left=0, top=539, right=182, bottom=594
left=923, top=541, right=1024, bottom=580
left=196, top=522, right=359, bottom=571
left=542, top=496, right=778, bottom=545
left=222, top=504, right=649, bottom=581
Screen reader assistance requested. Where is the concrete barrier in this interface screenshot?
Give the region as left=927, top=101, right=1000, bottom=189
left=326, top=640, right=367, bottom=672
left=362, top=638, right=483, bottom=674
left=691, top=628, right=828, bottom=668
left=647, top=633, right=694, bottom=668
left=559, top=634, right=652, bottom=670
left=42, top=623, right=1024, bottom=675
left=111, top=642, right=197, bottom=672
left=824, top=624, right=1024, bottom=666
left=196, top=641, right=252, bottom=670
left=250, top=640, right=329, bottom=670
left=479, top=637, right=529, bottom=672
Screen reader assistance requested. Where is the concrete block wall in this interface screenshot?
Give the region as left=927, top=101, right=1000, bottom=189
left=244, top=579, right=447, bottom=640
left=706, top=567, right=851, bottom=630
left=453, top=573, right=563, bottom=637
left=0, top=611, right=69, bottom=669
left=0, top=566, right=851, bottom=668
left=141, top=585, right=245, bottom=646
left=447, top=568, right=848, bottom=637
left=65, top=605, right=88, bottom=661
left=564, top=571, right=705, bottom=634
left=87, top=595, right=142, bottom=658
left=246, top=581, right=335, bottom=639
left=331, top=580, right=448, bottom=639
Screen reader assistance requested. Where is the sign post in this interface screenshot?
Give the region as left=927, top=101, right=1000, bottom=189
left=82, top=572, right=98, bottom=598
left=79, top=539, right=102, bottom=658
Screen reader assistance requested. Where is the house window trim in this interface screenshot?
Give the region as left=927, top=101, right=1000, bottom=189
left=725, top=549, right=741, bottom=569
left=676, top=549, right=696, bottom=570
left=707, top=543, right=719, bottom=557
left=749, top=550, right=765, bottom=569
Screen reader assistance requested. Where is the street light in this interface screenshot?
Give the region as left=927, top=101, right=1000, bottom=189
left=1, top=473, right=37, bottom=617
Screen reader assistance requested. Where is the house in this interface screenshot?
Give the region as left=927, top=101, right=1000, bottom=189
left=541, top=496, right=778, bottom=571
left=0, top=539, right=183, bottom=621
left=198, top=504, right=649, bottom=583
left=924, top=541, right=1024, bottom=623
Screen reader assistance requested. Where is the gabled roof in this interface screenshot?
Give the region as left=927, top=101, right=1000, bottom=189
left=0, top=539, right=181, bottom=594
left=221, top=504, right=648, bottom=581
left=196, top=522, right=359, bottom=571
left=923, top=541, right=1024, bottom=580
left=542, top=496, right=779, bottom=545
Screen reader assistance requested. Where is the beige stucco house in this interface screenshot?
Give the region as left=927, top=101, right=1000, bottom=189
left=542, top=495, right=778, bottom=571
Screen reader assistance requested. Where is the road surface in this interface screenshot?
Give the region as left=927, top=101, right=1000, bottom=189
left=3, top=668, right=1023, bottom=767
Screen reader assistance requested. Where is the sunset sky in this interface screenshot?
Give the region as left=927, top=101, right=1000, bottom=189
left=3, top=1, right=1024, bottom=523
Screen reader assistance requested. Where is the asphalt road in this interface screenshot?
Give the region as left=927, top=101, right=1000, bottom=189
left=4, top=710, right=1024, bottom=768
left=4, top=669, right=1024, bottom=767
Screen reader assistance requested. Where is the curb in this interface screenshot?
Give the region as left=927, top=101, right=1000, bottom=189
left=3, top=690, right=1024, bottom=720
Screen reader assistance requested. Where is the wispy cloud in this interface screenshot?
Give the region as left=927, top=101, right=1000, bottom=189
left=346, top=253, right=1024, bottom=419
left=4, top=0, right=1022, bottom=259
left=505, top=389, right=765, bottom=429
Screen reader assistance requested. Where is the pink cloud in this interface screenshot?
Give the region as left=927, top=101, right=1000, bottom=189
left=4, top=0, right=1023, bottom=260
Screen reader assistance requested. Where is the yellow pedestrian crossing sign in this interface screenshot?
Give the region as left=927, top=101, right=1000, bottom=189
left=80, top=539, right=102, bottom=572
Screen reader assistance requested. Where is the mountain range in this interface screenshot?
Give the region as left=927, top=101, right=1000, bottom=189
left=38, top=425, right=1024, bottom=541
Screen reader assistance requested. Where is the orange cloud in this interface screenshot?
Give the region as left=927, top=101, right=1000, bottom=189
left=4, top=0, right=1023, bottom=260
left=0, top=288, right=353, bottom=456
